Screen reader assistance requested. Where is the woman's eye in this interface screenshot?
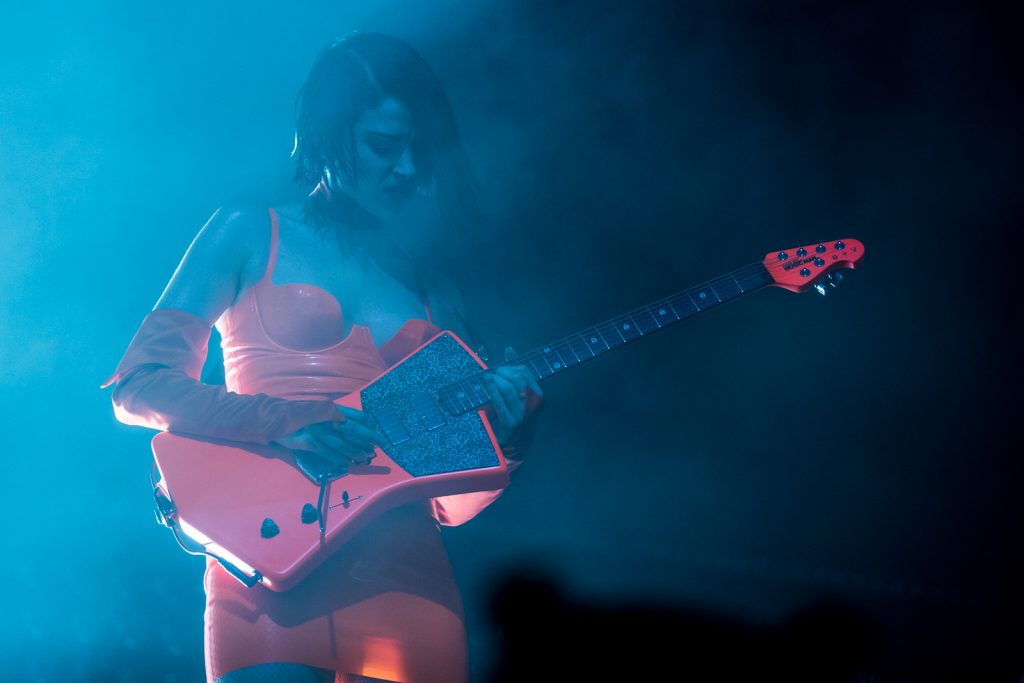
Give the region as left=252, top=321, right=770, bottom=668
left=369, top=140, right=401, bottom=157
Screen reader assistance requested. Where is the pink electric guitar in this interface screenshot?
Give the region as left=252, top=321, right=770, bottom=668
left=150, top=238, right=865, bottom=591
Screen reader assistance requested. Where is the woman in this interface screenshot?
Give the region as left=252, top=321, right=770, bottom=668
left=103, top=33, right=543, bottom=683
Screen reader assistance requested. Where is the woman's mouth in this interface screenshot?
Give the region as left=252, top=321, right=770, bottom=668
left=382, top=183, right=413, bottom=199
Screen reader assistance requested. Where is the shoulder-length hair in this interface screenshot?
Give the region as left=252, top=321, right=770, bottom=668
left=292, top=32, right=480, bottom=233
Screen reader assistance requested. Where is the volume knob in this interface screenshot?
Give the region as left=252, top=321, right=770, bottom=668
left=301, top=504, right=318, bottom=524
left=260, top=518, right=280, bottom=538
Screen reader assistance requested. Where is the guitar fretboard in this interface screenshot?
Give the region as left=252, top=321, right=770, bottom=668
left=437, top=261, right=774, bottom=416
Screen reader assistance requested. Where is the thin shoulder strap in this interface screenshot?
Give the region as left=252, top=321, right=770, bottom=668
left=263, top=207, right=280, bottom=281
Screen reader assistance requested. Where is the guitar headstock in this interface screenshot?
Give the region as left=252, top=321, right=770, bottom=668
left=763, top=238, right=865, bottom=294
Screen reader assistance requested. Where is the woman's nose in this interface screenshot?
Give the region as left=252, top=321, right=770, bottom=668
left=393, top=147, right=416, bottom=178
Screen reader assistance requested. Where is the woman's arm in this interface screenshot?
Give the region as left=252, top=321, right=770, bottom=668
left=423, top=269, right=544, bottom=447
left=103, top=208, right=354, bottom=449
left=422, top=269, right=545, bottom=526
left=152, top=206, right=260, bottom=324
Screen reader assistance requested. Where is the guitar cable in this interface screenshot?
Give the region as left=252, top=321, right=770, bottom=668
left=150, top=461, right=263, bottom=587
left=315, top=475, right=330, bottom=536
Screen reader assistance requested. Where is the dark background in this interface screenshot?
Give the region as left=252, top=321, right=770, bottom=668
left=1, top=0, right=1020, bottom=680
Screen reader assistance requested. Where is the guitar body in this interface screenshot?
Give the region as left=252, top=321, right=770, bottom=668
left=152, top=330, right=510, bottom=591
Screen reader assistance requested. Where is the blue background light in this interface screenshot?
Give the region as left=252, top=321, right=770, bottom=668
left=1, top=0, right=1019, bottom=680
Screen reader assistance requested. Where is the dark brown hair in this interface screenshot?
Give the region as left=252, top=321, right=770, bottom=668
left=292, top=32, right=480, bottom=232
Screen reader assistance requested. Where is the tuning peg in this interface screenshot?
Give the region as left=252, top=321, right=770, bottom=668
left=814, top=280, right=829, bottom=296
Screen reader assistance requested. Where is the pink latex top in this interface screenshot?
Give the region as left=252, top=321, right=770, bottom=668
left=215, top=207, right=441, bottom=401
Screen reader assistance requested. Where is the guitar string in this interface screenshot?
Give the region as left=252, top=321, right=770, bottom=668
left=489, top=255, right=843, bottom=374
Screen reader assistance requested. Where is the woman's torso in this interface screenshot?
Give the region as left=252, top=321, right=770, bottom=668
left=205, top=204, right=464, bottom=636
left=215, top=203, right=445, bottom=400
left=238, top=202, right=434, bottom=346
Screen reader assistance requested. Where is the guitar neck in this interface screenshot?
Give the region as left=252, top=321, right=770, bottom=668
left=439, top=261, right=774, bottom=416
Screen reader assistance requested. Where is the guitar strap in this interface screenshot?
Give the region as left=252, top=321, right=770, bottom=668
left=412, top=261, right=495, bottom=365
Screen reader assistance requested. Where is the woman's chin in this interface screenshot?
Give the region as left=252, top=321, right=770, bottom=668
left=379, top=192, right=415, bottom=215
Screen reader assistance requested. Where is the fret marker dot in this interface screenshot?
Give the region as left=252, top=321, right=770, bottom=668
left=699, top=292, right=707, bottom=299
left=544, top=347, right=550, bottom=353
left=554, top=362, right=561, bottom=369
left=623, top=323, right=631, bottom=330
left=591, top=337, right=598, bottom=343
left=457, top=391, right=465, bottom=398
left=474, top=385, right=481, bottom=391
left=658, top=308, right=666, bottom=315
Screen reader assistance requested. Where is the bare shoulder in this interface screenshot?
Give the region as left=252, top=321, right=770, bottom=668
left=154, top=204, right=273, bottom=324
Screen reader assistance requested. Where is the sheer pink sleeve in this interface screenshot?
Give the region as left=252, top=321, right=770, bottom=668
left=430, top=387, right=544, bottom=526
left=102, top=307, right=341, bottom=444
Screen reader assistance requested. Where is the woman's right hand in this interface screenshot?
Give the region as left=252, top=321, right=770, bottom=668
left=273, top=406, right=387, bottom=469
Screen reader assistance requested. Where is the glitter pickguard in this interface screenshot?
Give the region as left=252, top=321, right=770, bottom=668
left=360, top=332, right=500, bottom=476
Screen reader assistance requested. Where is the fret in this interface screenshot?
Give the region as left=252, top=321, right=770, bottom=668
left=652, top=301, right=679, bottom=325
left=664, top=298, right=681, bottom=320
left=553, top=340, right=578, bottom=368
left=455, top=381, right=475, bottom=410
left=451, top=384, right=471, bottom=413
left=532, top=350, right=557, bottom=377
left=631, top=307, right=661, bottom=334
left=706, top=283, right=723, bottom=303
left=689, top=289, right=712, bottom=311
left=731, top=273, right=745, bottom=293
left=599, top=321, right=627, bottom=347
left=748, top=271, right=771, bottom=290
left=470, top=378, right=489, bottom=407
left=583, top=328, right=610, bottom=355
left=736, top=264, right=772, bottom=293
left=667, top=292, right=698, bottom=318
left=671, top=292, right=696, bottom=317
left=557, top=339, right=581, bottom=366
left=532, top=352, right=557, bottom=378
left=568, top=334, right=595, bottom=360
left=524, top=355, right=546, bottom=380
left=614, top=315, right=643, bottom=342
left=545, top=343, right=569, bottom=370
left=540, top=344, right=567, bottom=371
left=738, top=271, right=763, bottom=292
left=707, top=280, right=731, bottom=302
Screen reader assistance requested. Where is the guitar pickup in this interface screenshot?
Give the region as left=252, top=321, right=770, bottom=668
left=372, top=406, right=410, bottom=445
left=408, top=392, right=448, bottom=431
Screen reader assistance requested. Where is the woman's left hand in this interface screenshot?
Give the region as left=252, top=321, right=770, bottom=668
left=483, top=346, right=543, bottom=445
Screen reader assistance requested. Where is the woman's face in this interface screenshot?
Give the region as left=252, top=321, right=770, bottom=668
left=328, top=97, right=419, bottom=220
